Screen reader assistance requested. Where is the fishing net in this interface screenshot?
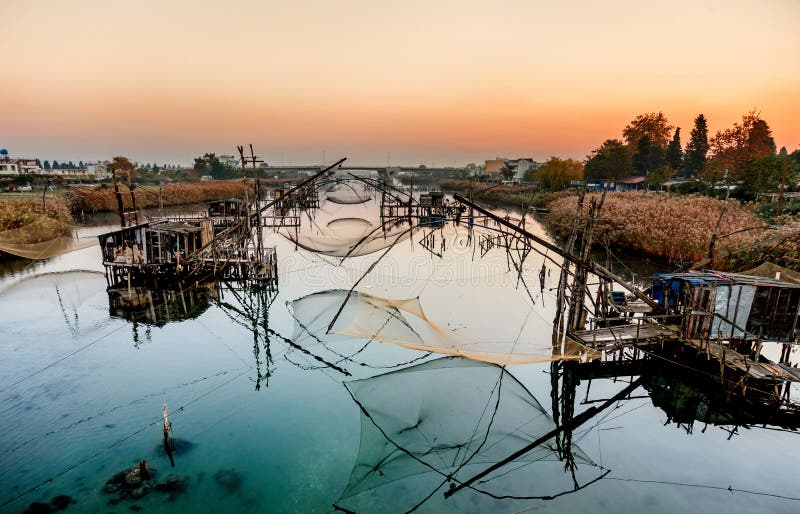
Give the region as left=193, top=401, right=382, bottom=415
left=337, top=357, right=598, bottom=510
left=284, top=218, right=414, bottom=258
left=0, top=217, right=97, bottom=259
left=290, top=289, right=598, bottom=366
left=325, top=183, right=372, bottom=204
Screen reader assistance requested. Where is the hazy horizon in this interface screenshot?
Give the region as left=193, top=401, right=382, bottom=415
left=2, top=0, right=799, bottom=166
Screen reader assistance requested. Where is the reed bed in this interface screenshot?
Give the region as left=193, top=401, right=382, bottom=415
left=63, top=179, right=265, bottom=214
left=0, top=198, right=74, bottom=232
left=0, top=198, right=75, bottom=245
left=547, top=192, right=765, bottom=266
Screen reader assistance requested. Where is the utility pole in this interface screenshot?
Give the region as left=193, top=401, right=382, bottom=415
left=777, top=157, right=788, bottom=223
left=111, top=169, right=126, bottom=227
left=237, top=145, right=265, bottom=262
left=127, top=169, right=138, bottom=225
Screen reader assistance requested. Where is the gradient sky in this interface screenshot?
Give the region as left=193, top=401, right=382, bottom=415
left=2, top=0, right=799, bottom=166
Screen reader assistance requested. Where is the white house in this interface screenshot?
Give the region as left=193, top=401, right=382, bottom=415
left=84, top=161, right=110, bottom=179
left=0, top=162, right=19, bottom=175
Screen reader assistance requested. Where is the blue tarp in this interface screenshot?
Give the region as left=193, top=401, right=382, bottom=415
left=652, top=273, right=709, bottom=308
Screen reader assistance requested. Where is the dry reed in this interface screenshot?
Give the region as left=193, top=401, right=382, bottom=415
left=547, top=192, right=766, bottom=265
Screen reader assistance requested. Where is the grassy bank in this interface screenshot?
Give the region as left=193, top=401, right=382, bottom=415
left=438, top=179, right=539, bottom=207
left=62, top=179, right=287, bottom=214
left=546, top=192, right=766, bottom=266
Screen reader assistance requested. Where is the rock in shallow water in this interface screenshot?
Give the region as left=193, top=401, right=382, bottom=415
left=213, top=468, right=243, bottom=493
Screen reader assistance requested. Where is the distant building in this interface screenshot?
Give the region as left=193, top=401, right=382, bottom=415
left=484, top=157, right=542, bottom=182
left=218, top=155, right=240, bottom=168
left=587, top=176, right=646, bottom=192
left=16, top=159, right=41, bottom=174
left=84, top=161, right=111, bottom=179
left=0, top=162, right=19, bottom=175
left=46, top=168, right=91, bottom=177
left=484, top=159, right=506, bottom=180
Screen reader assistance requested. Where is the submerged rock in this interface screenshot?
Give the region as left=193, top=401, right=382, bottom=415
left=49, top=495, right=75, bottom=510
left=103, top=461, right=156, bottom=504
left=213, top=468, right=243, bottom=493
left=23, top=502, right=51, bottom=514
left=155, top=473, right=189, bottom=495
left=23, top=495, right=76, bottom=513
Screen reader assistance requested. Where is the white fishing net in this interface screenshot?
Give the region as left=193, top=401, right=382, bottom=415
left=289, top=289, right=598, bottom=366
left=337, top=357, right=598, bottom=511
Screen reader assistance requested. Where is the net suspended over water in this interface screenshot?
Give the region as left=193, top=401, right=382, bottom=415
left=290, top=289, right=599, bottom=366
left=337, top=357, right=598, bottom=511
left=324, top=182, right=373, bottom=205
left=284, top=217, right=414, bottom=258
left=0, top=217, right=97, bottom=260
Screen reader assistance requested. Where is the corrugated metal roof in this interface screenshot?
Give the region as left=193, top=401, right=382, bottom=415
left=655, top=270, right=800, bottom=289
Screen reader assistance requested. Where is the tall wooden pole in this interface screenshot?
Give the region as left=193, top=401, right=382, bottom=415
left=112, top=170, right=126, bottom=227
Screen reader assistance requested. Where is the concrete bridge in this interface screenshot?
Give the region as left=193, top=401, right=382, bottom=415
left=259, top=165, right=468, bottom=176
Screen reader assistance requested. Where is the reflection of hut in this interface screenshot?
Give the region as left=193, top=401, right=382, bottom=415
left=108, top=281, right=218, bottom=327
left=652, top=271, right=800, bottom=342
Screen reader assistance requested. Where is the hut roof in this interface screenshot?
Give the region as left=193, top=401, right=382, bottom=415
left=656, top=270, right=800, bottom=289
left=740, top=262, right=800, bottom=285
left=148, top=222, right=202, bottom=234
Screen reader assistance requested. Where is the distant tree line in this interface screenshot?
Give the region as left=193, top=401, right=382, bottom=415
left=582, top=110, right=799, bottom=199
left=193, top=153, right=239, bottom=179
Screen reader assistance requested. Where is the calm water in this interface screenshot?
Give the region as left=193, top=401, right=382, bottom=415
left=1, top=198, right=800, bottom=513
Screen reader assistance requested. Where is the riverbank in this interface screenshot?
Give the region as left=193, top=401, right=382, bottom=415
left=63, top=178, right=295, bottom=215
left=438, top=179, right=542, bottom=208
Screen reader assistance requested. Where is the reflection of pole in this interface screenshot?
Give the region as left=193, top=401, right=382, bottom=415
left=445, top=376, right=643, bottom=498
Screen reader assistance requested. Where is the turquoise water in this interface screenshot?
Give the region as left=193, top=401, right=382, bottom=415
left=2, top=203, right=800, bottom=513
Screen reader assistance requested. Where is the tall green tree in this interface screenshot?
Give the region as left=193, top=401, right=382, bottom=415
left=623, top=112, right=673, bottom=150
left=665, top=128, right=683, bottom=171
left=632, top=135, right=664, bottom=176
left=790, top=149, right=800, bottom=167
left=684, top=114, right=709, bottom=177
left=500, top=161, right=515, bottom=181
left=738, top=155, right=797, bottom=199
left=709, top=110, right=776, bottom=182
left=52, top=160, right=60, bottom=169
left=194, top=153, right=236, bottom=179
left=43, top=160, right=51, bottom=170
left=35, top=158, right=42, bottom=168
left=108, top=156, right=136, bottom=176
left=584, top=139, right=632, bottom=179
left=533, top=157, right=583, bottom=191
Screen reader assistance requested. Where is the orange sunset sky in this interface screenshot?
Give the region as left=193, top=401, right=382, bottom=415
left=2, top=0, right=799, bottom=166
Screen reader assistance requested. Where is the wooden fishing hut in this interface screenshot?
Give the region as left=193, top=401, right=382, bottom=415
left=652, top=271, right=800, bottom=343
left=97, top=220, right=214, bottom=287
left=207, top=198, right=246, bottom=229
